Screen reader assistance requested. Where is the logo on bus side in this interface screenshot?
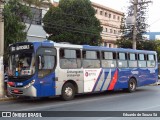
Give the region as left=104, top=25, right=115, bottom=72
left=85, top=72, right=88, bottom=77
left=131, top=71, right=139, bottom=74
left=84, top=70, right=98, bottom=77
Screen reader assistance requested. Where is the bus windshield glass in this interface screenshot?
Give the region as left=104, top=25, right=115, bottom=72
left=9, top=52, right=35, bottom=77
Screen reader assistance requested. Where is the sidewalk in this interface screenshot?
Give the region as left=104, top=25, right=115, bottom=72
left=0, top=96, right=16, bottom=101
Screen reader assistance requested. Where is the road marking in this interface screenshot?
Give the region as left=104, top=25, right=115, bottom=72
left=18, top=94, right=129, bottom=111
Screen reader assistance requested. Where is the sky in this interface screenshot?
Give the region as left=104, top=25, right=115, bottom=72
left=53, top=0, right=160, bottom=32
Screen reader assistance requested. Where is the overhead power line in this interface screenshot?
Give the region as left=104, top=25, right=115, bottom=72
left=22, top=13, right=121, bottom=38
left=41, top=19, right=120, bottom=37
left=148, top=17, right=160, bottom=26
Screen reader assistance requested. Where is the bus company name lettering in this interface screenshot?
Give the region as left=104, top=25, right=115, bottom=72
left=67, top=70, right=83, bottom=77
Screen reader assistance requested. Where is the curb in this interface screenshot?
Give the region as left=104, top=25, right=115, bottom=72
left=149, top=82, right=160, bottom=86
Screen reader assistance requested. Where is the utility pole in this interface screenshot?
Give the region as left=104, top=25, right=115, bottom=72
left=132, top=0, right=138, bottom=49
left=132, top=0, right=152, bottom=49
left=0, top=0, right=4, bottom=98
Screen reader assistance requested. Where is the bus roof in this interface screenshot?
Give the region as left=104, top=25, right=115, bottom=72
left=82, top=45, right=157, bottom=54
left=11, top=40, right=157, bottom=54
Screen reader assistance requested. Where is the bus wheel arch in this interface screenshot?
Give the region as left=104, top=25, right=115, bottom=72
left=61, top=80, right=78, bottom=101
left=127, top=77, right=137, bottom=93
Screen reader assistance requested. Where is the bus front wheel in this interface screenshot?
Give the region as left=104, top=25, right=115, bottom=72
left=61, top=82, right=75, bottom=101
left=128, top=78, right=137, bottom=93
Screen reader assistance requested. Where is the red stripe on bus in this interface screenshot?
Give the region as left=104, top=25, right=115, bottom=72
left=108, top=70, right=118, bottom=90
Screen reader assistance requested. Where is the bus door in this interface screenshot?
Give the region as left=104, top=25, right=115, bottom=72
left=37, top=47, right=56, bottom=97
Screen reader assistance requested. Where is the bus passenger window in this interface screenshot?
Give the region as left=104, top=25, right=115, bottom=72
left=83, top=51, right=100, bottom=68
left=147, top=54, right=155, bottom=67
left=128, top=53, right=137, bottom=67
left=60, top=49, right=81, bottom=69
left=101, top=51, right=116, bottom=68
left=118, top=52, right=128, bottom=68
left=138, top=54, right=146, bottom=67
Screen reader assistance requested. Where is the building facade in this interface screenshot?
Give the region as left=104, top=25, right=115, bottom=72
left=92, top=2, right=124, bottom=48
left=23, top=1, right=52, bottom=42
left=143, top=32, right=160, bottom=40
left=26, top=1, right=124, bottom=48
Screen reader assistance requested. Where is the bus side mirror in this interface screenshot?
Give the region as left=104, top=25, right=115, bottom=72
left=38, top=56, right=44, bottom=69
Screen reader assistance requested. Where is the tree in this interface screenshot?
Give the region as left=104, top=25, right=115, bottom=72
left=3, top=0, right=31, bottom=63
left=43, top=0, right=102, bottom=45
left=116, top=39, right=132, bottom=48
left=127, top=0, right=151, bottom=40
left=116, top=39, right=155, bottom=49
left=154, top=40, right=160, bottom=62
left=119, top=0, right=151, bottom=47
left=116, top=16, right=133, bottom=48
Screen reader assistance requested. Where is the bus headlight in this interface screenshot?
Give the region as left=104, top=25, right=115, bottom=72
left=24, top=80, right=35, bottom=89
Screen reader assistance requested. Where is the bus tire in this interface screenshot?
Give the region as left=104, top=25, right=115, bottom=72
left=61, top=82, right=75, bottom=101
left=127, top=78, right=137, bottom=93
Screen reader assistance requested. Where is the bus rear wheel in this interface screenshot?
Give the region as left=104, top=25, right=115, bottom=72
left=127, top=78, right=137, bottom=93
left=61, top=82, right=75, bottom=101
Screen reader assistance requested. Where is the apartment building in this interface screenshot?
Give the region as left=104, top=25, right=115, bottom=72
left=143, top=32, right=160, bottom=40
left=26, top=1, right=124, bottom=48
left=23, top=0, right=56, bottom=42
left=92, top=2, right=124, bottom=48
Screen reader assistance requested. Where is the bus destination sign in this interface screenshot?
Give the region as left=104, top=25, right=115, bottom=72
left=10, top=45, right=32, bottom=52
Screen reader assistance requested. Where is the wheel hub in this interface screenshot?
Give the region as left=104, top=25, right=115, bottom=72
left=65, top=87, right=73, bottom=97
left=130, top=81, right=135, bottom=90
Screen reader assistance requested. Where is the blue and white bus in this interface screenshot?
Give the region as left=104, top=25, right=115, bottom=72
left=7, top=40, right=158, bottom=100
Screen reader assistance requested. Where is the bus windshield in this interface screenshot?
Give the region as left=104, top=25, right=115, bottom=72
left=9, top=52, right=35, bottom=77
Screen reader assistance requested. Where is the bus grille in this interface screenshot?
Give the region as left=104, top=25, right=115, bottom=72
left=11, top=90, right=23, bottom=94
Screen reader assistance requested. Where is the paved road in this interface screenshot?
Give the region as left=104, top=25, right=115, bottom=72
left=1, top=85, right=160, bottom=120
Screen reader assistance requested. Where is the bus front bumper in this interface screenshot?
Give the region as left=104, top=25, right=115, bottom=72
left=8, top=86, right=37, bottom=97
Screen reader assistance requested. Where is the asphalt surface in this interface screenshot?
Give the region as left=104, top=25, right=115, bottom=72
left=0, top=85, right=160, bottom=120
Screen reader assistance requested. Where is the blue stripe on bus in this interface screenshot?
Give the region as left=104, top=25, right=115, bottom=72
left=100, top=71, right=109, bottom=91
left=92, top=69, right=103, bottom=92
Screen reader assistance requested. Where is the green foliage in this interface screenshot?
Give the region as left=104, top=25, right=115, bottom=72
left=43, top=0, right=102, bottom=45
left=116, top=39, right=132, bottom=48
left=3, top=0, right=31, bottom=63
left=154, top=40, right=160, bottom=62
left=121, top=0, right=150, bottom=41
left=116, top=39, right=155, bottom=49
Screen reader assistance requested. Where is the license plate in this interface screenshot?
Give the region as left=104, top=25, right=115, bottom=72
left=13, top=89, right=19, bottom=93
